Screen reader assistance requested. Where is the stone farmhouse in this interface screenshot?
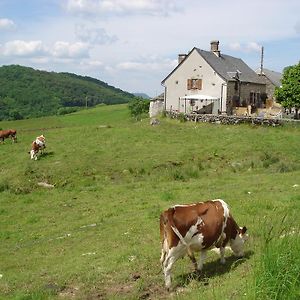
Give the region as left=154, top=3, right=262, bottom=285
left=161, top=41, right=266, bottom=115
left=256, top=68, right=282, bottom=101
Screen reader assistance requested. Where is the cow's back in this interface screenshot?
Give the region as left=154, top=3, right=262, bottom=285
left=0, top=130, right=9, bottom=138
left=161, top=200, right=229, bottom=251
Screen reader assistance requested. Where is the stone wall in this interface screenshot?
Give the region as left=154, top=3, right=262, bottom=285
left=166, top=111, right=288, bottom=126
left=149, top=100, right=164, bottom=118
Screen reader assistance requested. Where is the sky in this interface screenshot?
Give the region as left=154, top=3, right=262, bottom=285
left=0, top=0, right=299, bottom=97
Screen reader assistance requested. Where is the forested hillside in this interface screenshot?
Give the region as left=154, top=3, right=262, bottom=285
left=0, top=65, right=136, bottom=120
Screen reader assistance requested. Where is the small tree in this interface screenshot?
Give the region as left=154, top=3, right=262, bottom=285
left=275, top=62, right=300, bottom=119
left=128, top=98, right=150, bottom=120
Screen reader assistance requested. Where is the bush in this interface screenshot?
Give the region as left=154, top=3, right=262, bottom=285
left=57, top=107, right=80, bottom=115
left=178, top=113, right=187, bottom=123
left=128, top=98, right=150, bottom=120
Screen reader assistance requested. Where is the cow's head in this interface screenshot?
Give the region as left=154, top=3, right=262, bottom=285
left=230, top=226, right=248, bottom=257
left=38, top=135, right=45, bottom=142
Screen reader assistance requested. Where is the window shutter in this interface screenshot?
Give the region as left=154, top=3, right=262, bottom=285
left=187, top=79, right=192, bottom=90
left=197, top=79, right=202, bottom=90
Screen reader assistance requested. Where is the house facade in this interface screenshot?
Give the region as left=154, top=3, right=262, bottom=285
left=256, top=68, right=282, bottom=100
left=161, top=41, right=266, bottom=115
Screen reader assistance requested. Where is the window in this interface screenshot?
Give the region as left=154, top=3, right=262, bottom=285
left=187, top=79, right=202, bottom=90
left=250, top=92, right=255, bottom=104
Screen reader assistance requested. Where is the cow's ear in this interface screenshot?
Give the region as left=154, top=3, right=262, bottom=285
left=241, top=226, right=247, bottom=234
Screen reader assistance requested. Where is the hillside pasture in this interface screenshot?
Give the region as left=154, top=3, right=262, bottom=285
left=0, top=104, right=299, bottom=299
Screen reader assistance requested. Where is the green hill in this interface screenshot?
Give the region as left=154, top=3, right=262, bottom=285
left=0, top=65, right=136, bottom=121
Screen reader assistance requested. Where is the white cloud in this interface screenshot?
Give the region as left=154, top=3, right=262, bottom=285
left=0, top=40, right=90, bottom=61
left=0, top=18, right=15, bottom=30
left=116, top=57, right=176, bottom=72
left=229, top=42, right=242, bottom=51
left=1, top=40, right=46, bottom=57
left=65, top=0, right=181, bottom=16
left=229, top=41, right=262, bottom=53
left=75, top=24, right=117, bottom=44
left=80, top=59, right=103, bottom=68
left=52, top=41, right=90, bottom=58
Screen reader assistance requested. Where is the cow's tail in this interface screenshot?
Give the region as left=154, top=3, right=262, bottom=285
left=161, top=208, right=188, bottom=247
left=160, top=212, right=168, bottom=265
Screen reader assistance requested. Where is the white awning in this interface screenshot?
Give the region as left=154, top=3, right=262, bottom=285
left=179, top=94, right=219, bottom=100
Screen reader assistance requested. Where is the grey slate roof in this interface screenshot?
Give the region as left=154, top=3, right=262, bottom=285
left=151, top=93, right=164, bottom=101
left=260, top=68, right=282, bottom=87
left=196, top=48, right=264, bottom=84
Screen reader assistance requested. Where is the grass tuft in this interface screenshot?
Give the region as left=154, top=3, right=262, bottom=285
left=254, top=215, right=300, bottom=300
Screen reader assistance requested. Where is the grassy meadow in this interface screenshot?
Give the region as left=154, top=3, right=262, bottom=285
left=0, top=104, right=299, bottom=299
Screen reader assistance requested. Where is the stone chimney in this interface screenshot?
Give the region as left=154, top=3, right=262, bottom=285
left=178, top=54, right=187, bottom=64
left=210, top=40, right=220, bottom=57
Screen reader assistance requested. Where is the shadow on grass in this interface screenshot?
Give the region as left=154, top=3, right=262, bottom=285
left=176, top=250, right=254, bottom=288
left=39, top=151, right=55, bottom=159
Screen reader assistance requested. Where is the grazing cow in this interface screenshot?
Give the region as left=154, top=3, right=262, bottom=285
left=160, top=199, right=248, bottom=289
left=0, top=129, right=17, bottom=143
left=30, top=135, right=46, bottom=160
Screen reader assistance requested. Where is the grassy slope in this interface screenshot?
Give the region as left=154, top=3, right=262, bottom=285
left=0, top=105, right=299, bottom=299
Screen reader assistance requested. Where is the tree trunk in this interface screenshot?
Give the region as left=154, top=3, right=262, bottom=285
left=295, top=108, right=299, bottom=119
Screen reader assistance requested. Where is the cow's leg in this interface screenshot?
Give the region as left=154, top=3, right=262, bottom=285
left=160, top=237, right=168, bottom=265
left=197, top=250, right=207, bottom=271
left=163, top=246, right=184, bottom=290
left=220, top=247, right=226, bottom=264
left=30, top=150, right=37, bottom=160
left=187, top=248, right=197, bottom=271
left=163, top=255, right=177, bottom=290
left=160, top=248, right=166, bottom=265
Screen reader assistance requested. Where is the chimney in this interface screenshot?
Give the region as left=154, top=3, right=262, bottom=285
left=178, top=54, right=187, bottom=64
left=210, top=40, right=220, bottom=57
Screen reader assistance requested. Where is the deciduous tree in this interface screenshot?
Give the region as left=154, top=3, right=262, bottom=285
left=275, top=62, right=300, bottom=119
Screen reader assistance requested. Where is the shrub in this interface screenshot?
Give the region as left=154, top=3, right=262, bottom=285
left=57, top=106, right=80, bottom=115
left=128, top=98, right=150, bottom=120
left=178, top=113, right=187, bottom=123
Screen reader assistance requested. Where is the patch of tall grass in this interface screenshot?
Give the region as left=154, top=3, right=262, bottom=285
left=253, top=215, right=300, bottom=300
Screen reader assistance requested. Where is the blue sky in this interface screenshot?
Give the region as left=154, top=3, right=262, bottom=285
left=0, top=0, right=299, bottom=97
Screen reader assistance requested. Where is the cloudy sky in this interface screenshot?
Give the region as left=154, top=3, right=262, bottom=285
left=0, top=0, right=299, bottom=97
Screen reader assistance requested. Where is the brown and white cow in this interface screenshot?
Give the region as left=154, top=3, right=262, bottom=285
left=0, top=129, right=17, bottom=143
left=30, top=135, right=46, bottom=160
left=160, top=199, right=248, bottom=289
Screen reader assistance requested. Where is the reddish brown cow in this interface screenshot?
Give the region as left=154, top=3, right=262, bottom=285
left=0, top=129, right=17, bottom=143
left=160, top=199, right=248, bottom=289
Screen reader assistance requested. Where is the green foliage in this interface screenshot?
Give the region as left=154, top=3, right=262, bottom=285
left=254, top=216, right=300, bottom=299
left=275, top=62, right=300, bottom=119
left=0, top=65, right=136, bottom=121
left=128, top=98, right=150, bottom=120
left=56, top=106, right=80, bottom=115
left=178, top=112, right=187, bottom=122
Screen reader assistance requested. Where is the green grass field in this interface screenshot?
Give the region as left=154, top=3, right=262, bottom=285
left=1, top=104, right=299, bottom=299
